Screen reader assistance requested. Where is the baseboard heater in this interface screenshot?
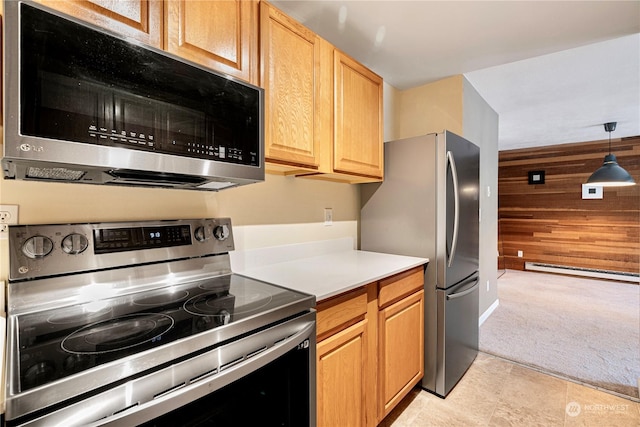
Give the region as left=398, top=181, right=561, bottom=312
left=525, top=262, right=640, bottom=284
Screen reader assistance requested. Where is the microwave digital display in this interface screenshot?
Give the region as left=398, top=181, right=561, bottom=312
left=19, top=3, right=261, bottom=167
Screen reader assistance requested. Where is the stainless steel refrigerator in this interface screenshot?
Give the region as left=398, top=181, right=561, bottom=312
left=360, top=131, right=480, bottom=397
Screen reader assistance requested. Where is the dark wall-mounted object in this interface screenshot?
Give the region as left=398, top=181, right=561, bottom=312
left=528, top=170, right=545, bottom=185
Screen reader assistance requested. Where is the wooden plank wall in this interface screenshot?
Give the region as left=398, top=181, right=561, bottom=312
left=498, top=136, right=640, bottom=274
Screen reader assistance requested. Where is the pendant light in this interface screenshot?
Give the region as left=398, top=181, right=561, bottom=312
left=586, top=122, right=636, bottom=187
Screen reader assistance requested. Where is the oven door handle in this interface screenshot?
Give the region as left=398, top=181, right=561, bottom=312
left=86, top=311, right=316, bottom=427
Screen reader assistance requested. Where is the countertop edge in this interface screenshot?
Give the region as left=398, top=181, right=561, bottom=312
left=314, top=258, right=428, bottom=301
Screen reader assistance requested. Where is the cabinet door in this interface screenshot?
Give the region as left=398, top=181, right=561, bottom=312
left=334, top=50, right=383, bottom=179
left=166, top=0, right=258, bottom=84
left=378, top=290, right=424, bottom=421
left=317, top=319, right=368, bottom=427
left=260, top=2, right=323, bottom=170
left=36, top=0, right=162, bottom=48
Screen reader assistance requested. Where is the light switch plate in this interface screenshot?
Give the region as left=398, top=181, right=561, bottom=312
left=324, top=208, right=333, bottom=226
left=582, top=184, right=603, bottom=199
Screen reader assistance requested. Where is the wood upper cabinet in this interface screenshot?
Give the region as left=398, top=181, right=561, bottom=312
left=35, top=0, right=163, bottom=48
left=165, top=0, right=258, bottom=84
left=260, top=1, right=324, bottom=170
left=260, top=2, right=383, bottom=183
left=334, top=50, right=384, bottom=179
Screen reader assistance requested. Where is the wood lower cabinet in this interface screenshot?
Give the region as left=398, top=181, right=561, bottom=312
left=317, top=318, right=369, bottom=427
left=316, top=266, right=425, bottom=426
left=378, top=290, right=424, bottom=420
left=377, top=267, right=425, bottom=422
left=316, top=287, right=373, bottom=426
left=165, top=0, right=258, bottom=85
left=35, top=0, right=163, bottom=48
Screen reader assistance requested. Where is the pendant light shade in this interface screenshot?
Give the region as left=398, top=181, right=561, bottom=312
left=586, top=122, right=636, bottom=187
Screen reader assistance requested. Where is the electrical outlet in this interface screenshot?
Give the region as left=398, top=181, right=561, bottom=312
left=0, top=205, right=19, bottom=225
left=0, top=224, right=8, bottom=240
left=517, top=250, right=523, bottom=258
left=324, top=208, right=333, bottom=226
left=486, top=280, right=490, bottom=292
left=0, top=205, right=19, bottom=240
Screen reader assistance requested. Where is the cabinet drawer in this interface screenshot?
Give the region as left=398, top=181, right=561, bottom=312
left=316, top=287, right=368, bottom=340
left=378, top=266, right=424, bottom=308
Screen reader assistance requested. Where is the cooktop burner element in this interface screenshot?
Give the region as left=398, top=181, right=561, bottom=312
left=61, top=313, right=175, bottom=354
left=47, top=305, right=113, bottom=325
left=133, top=290, right=190, bottom=306
left=183, top=292, right=236, bottom=318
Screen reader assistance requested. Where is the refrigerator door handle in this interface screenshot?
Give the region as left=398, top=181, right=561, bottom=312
left=446, top=150, right=460, bottom=268
left=446, top=279, right=479, bottom=300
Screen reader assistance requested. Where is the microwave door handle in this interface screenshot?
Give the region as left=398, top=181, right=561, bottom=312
left=447, top=150, right=460, bottom=268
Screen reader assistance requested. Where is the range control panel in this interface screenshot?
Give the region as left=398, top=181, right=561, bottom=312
left=93, top=224, right=193, bottom=253
left=8, top=218, right=233, bottom=281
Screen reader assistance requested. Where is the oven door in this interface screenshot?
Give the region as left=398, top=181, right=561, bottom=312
left=10, top=312, right=316, bottom=427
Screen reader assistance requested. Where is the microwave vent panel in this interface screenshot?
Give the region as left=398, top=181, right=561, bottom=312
left=26, top=167, right=86, bottom=181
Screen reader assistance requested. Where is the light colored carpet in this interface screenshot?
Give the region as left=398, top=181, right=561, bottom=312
left=480, top=269, right=640, bottom=400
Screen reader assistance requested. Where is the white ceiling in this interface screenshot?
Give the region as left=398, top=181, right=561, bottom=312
left=270, top=1, right=640, bottom=150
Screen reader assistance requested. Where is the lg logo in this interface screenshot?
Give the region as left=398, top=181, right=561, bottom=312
left=19, top=143, right=44, bottom=152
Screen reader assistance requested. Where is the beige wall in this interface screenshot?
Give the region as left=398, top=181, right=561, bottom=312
left=383, top=82, right=400, bottom=142
left=0, top=168, right=360, bottom=281
left=397, top=75, right=464, bottom=139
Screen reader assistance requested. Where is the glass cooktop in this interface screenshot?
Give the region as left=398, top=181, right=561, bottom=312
left=15, top=274, right=310, bottom=392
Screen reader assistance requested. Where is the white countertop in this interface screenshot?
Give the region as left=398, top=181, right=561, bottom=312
left=230, top=238, right=428, bottom=301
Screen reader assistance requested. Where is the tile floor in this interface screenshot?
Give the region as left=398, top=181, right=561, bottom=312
left=380, top=352, right=640, bottom=427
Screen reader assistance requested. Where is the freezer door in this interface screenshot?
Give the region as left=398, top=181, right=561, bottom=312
left=435, top=273, right=479, bottom=396
left=442, top=132, right=479, bottom=288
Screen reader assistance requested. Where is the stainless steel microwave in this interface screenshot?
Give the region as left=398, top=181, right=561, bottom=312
left=2, top=1, right=264, bottom=191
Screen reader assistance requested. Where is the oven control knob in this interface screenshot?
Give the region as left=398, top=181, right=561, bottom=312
left=218, top=309, right=231, bottom=325
left=213, top=225, right=230, bottom=241
left=194, top=226, right=208, bottom=242
left=62, top=233, right=89, bottom=255
left=22, top=236, right=54, bottom=259
left=23, top=362, right=56, bottom=389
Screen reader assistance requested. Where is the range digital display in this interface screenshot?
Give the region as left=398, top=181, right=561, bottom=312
left=94, top=225, right=192, bottom=253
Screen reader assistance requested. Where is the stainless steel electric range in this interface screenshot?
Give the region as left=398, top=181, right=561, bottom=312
left=4, top=218, right=316, bottom=426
